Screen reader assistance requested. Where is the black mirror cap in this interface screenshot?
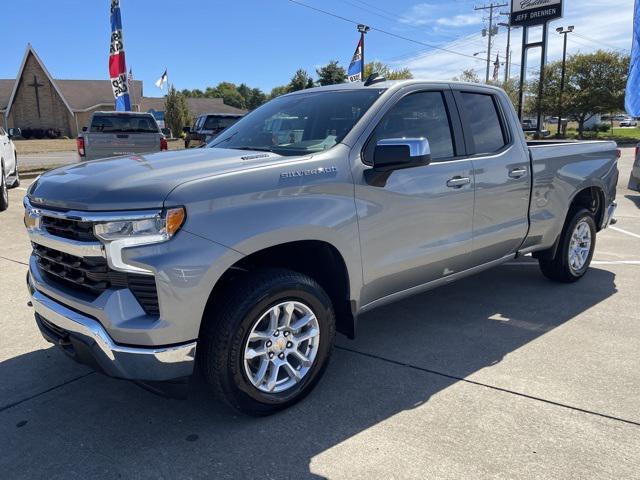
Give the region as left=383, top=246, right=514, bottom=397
left=82, top=126, right=88, bottom=132
left=182, top=126, right=191, bottom=133
left=373, top=144, right=431, bottom=172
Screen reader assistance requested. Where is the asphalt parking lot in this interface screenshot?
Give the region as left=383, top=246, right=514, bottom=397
left=1, top=148, right=639, bottom=479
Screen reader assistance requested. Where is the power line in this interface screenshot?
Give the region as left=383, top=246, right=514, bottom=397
left=288, top=0, right=513, bottom=69
left=571, top=32, right=630, bottom=52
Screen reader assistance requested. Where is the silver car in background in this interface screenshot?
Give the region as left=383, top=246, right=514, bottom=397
left=77, top=111, right=167, bottom=161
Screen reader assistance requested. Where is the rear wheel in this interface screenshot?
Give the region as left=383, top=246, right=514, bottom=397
left=0, top=162, right=9, bottom=212
left=198, top=268, right=336, bottom=416
left=538, top=208, right=596, bottom=283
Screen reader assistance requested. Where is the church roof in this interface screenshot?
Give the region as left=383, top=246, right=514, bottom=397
left=140, top=96, right=246, bottom=117
left=1, top=45, right=246, bottom=116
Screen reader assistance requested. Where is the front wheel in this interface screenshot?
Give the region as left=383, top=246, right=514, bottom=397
left=198, top=269, right=336, bottom=416
left=538, top=208, right=596, bottom=283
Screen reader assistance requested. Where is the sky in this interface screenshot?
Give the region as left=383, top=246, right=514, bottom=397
left=1, top=0, right=634, bottom=97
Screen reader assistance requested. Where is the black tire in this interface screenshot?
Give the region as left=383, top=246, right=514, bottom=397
left=0, top=161, right=9, bottom=212
left=538, top=208, right=596, bottom=283
left=198, top=268, right=336, bottom=416
left=9, top=154, right=19, bottom=188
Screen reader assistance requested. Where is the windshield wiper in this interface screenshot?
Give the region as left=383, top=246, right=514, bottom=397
left=230, top=146, right=274, bottom=153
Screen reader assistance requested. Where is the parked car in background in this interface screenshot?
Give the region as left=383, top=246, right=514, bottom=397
left=630, top=144, right=640, bottom=191
left=0, top=127, right=21, bottom=212
left=619, top=118, right=638, bottom=127
left=183, top=113, right=244, bottom=148
left=77, top=111, right=167, bottom=161
left=25, top=80, right=618, bottom=415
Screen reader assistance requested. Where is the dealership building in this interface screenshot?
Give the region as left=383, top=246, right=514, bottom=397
left=0, top=44, right=245, bottom=137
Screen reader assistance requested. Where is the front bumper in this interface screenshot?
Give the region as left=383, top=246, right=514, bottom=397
left=28, top=273, right=196, bottom=382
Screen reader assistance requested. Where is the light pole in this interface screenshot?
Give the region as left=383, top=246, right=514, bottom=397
left=357, top=24, right=370, bottom=81
left=556, top=25, right=574, bottom=136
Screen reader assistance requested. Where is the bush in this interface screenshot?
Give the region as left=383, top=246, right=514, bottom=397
left=20, top=128, right=32, bottom=139
left=597, top=123, right=611, bottom=133
left=46, top=128, right=61, bottom=139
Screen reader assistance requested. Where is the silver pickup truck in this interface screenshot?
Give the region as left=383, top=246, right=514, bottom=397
left=77, top=111, right=167, bottom=161
left=24, top=80, right=618, bottom=415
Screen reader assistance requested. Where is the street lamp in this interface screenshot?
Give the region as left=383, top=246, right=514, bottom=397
left=473, top=51, right=487, bottom=57
left=556, top=25, right=575, bottom=136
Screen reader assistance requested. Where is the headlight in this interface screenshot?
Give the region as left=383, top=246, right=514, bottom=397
left=94, top=207, right=185, bottom=243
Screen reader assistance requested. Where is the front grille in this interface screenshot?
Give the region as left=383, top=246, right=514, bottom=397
left=33, top=244, right=159, bottom=316
left=41, top=216, right=97, bottom=242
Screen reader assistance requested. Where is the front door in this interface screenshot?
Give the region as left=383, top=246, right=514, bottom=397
left=355, top=90, right=475, bottom=307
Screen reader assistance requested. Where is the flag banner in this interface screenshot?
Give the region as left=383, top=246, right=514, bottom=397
left=109, top=0, right=131, bottom=111
left=348, top=37, right=364, bottom=82
left=626, top=0, right=640, bottom=116
left=155, top=69, right=168, bottom=90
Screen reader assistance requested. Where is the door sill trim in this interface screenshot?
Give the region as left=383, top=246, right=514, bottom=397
left=359, top=254, right=516, bottom=314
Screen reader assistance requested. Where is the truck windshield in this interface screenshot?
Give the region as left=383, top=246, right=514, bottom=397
left=90, top=115, right=159, bottom=133
left=209, top=89, right=385, bottom=156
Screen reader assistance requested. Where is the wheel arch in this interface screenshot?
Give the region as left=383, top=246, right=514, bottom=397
left=204, top=239, right=358, bottom=339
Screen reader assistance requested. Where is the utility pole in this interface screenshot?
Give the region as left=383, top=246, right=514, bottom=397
left=498, top=14, right=512, bottom=82
left=475, top=2, right=508, bottom=82
left=556, top=25, right=574, bottom=136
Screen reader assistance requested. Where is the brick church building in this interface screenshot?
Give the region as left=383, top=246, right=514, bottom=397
left=0, top=44, right=245, bottom=137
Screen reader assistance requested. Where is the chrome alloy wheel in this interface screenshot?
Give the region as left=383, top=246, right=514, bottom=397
left=568, top=219, right=592, bottom=273
left=243, top=301, right=320, bottom=393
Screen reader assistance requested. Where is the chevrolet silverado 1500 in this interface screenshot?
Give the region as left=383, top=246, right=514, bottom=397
left=24, top=80, right=618, bottom=415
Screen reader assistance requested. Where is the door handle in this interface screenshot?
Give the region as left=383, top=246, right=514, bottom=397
left=509, top=167, right=527, bottom=179
left=446, top=176, right=471, bottom=188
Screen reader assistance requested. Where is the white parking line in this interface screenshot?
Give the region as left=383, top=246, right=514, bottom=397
left=15, top=187, right=27, bottom=191
left=610, top=226, right=640, bottom=240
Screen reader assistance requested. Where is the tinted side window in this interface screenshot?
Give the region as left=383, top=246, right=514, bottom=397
left=365, top=91, right=455, bottom=162
left=459, top=93, right=506, bottom=154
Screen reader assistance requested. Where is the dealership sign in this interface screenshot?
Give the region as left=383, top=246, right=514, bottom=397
left=510, top=0, right=563, bottom=27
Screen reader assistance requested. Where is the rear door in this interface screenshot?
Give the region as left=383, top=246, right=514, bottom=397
left=453, top=89, right=530, bottom=264
left=355, top=88, right=476, bottom=306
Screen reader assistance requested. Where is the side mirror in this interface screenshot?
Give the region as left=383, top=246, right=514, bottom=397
left=7, top=127, right=21, bottom=138
left=373, top=138, right=431, bottom=171
left=82, top=126, right=88, bottom=132
left=182, top=126, right=191, bottom=134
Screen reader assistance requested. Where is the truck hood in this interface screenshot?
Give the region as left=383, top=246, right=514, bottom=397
left=28, top=148, right=289, bottom=211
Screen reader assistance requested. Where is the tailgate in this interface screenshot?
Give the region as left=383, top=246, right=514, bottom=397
left=86, top=133, right=161, bottom=159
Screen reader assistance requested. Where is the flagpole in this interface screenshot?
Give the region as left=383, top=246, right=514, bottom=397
left=357, top=24, right=370, bottom=82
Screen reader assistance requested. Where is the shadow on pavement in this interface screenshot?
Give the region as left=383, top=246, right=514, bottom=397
left=624, top=194, right=640, bottom=209
left=0, top=264, right=616, bottom=479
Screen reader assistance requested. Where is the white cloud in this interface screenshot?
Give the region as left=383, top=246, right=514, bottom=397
left=399, top=3, right=438, bottom=26
left=436, top=15, right=483, bottom=27
left=391, top=0, right=634, bottom=82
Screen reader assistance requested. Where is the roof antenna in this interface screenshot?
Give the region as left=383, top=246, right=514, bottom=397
left=364, top=72, right=386, bottom=86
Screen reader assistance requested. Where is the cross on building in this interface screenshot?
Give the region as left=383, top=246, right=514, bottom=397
left=27, top=74, right=44, bottom=118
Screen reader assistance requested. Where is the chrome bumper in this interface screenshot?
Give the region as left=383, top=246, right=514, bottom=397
left=28, top=274, right=196, bottom=382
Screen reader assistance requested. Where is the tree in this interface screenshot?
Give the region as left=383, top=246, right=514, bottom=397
left=212, top=82, right=246, bottom=109
left=316, top=61, right=347, bottom=86
left=164, top=86, right=191, bottom=138
left=364, top=61, right=413, bottom=80
left=453, top=69, right=480, bottom=83
left=288, top=69, right=313, bottom=92
left=306, top=77, right=315, bottom=89
left=531, top=50, right=629, bottom=137
left=269, top=85, right=289, bottom=99
left=247, top=88, right=267, bottom=110
left=488, top=77, right=520, bottom=108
